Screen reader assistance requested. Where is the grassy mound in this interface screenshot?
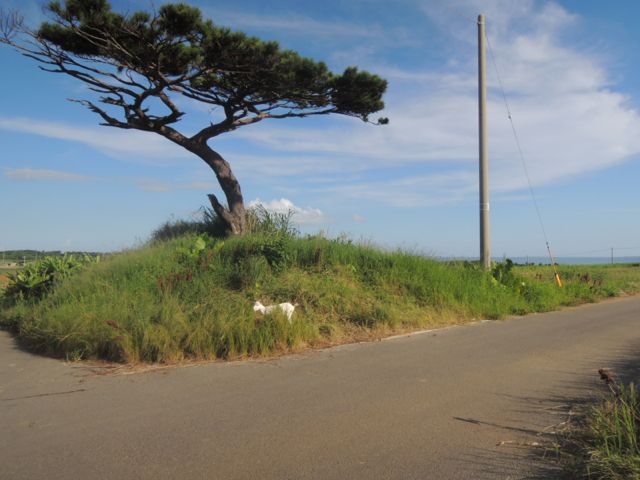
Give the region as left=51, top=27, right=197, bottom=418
left=1, top=233, right=638, bottom=363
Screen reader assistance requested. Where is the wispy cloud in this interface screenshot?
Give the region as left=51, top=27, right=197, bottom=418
left=136, top=179, right=172, bottom=192
left=4, top=0, right=640, bottom=211
left=201, top=6, right=417, bottom=57
left=4, top=166, right=214, bottom=193
left=136, top=179, right=215, bottom=192
left=248, top=198, right=328, bottom=225
left=0, top=117, right=190, bottom=162
left=5, top=167, right=93, bottom=182
left=229, top=152, right=378, bottom=178
left=231, top=0, right=640, bottom=203
left=318, top=171, right=477, bottom=207
left=207, top=9, right=380, bottom=39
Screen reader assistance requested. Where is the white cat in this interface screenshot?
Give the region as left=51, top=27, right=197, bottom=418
left=253, top=301, right=296, bottom=323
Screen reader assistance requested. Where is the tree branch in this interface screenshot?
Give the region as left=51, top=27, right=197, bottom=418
left=71, top=99, right=130, bottom=129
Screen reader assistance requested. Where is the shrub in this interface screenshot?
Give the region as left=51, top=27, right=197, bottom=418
left=492, top=258, right=521, bottom=288
left=4, top=254, right=98, bottom=302
left=151, top=205, right=298, bottom=244
left=150, top=207, right=227, bottom=242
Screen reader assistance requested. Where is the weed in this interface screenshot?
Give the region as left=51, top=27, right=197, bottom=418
left=559, top=371, right=640, bottom=480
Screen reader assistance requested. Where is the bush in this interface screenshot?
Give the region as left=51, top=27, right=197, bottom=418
left=150, top=205, right=297, bottom=243
left=4, top=254, right=98, bottom=302
left=150, top=207, right=228, bottom=242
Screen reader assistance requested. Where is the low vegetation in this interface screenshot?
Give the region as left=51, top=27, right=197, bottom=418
left=3, top=254, right=99, bottom=301
left=1, top=211, right=639, bottom=364
left=559, top=373, right=640, bottom=480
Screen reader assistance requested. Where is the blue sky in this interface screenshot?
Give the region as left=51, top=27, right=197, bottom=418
left=1, top=0, right=639, bottom=258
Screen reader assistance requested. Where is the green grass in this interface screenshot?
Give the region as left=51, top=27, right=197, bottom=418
left=585, top=382, right=640, bottom=479
left=1, top=233, right=639, bottom=364
left=561, top=379, right=640, bottom=480
left=519, top=264, right=640, bottom=303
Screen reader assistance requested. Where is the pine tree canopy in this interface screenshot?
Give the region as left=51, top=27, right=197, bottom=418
left=35, top=0, right=388, bottom=128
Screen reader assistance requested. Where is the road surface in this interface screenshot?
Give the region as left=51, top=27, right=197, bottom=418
left=2, top=296, right=640, bottom=479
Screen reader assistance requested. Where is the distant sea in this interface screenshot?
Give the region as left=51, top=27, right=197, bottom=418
left=441, top=256, right=640, bottom=265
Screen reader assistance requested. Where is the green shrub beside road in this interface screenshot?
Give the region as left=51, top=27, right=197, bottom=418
left=4, top=254, right=99, bottom=301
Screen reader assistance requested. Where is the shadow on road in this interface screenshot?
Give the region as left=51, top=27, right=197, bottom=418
left=450, top=340, right=640, bottom=480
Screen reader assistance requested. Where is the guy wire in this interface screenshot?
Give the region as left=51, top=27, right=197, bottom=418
left=485, top=31, right=562, bottom=286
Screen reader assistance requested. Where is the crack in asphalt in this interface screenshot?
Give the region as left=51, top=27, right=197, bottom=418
left=1, top=388, right=87, bottom=401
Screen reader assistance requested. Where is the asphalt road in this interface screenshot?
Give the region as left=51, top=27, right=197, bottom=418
left=2, top=296, right=640, bottom=480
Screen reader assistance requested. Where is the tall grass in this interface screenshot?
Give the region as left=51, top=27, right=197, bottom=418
left=150, top=205, right=298, bottom=242
left=561, top=374, right=640, bottom=480
left=2, top=225, right=639, bottom=363
left=584, top=382, right=640, bottom=479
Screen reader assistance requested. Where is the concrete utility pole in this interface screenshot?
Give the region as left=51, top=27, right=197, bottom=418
left=478, top=14, right=491, bottom=270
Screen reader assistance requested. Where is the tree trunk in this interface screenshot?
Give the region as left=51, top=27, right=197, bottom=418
left=186, top=142, right=247, bottom=235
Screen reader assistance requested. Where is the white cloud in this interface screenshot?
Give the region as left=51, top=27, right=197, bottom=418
left=4, top=1, right=640, bottom=211
left=248, top=198, right=328, bottom=225
left=180, top=181, right=216, bottom=191
left=353, top=214, right=366, bottom=223
left=0, top=117, right=190, bottom=162
left=136, top=179, right=172, bottom=192
left=230, top=152, right=377, bottom=178
left=207, top=9, right=380, bottom=39
left=200, top=6, right=418, bottom=60
left=5, top=168, right=93, bottom=182
left=136, top=179, right=215, bottom=192
left=319, top=171, right=477, bottom=207
left=4, top=167, right=215, bottom=193
left=231, top=0, right=640, bottom=203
